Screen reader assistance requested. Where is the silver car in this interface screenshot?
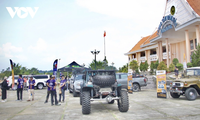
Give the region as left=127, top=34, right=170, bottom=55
left=116, top=73, right=147, bottom=92
left=69, top=74, right=83, bottom=97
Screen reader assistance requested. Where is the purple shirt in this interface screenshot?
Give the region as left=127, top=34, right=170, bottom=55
left=17, top=78, right=24, bottom=89
left=46, top=79, right=50, bottom=91
left=48, top=79, right=56, bottom=91
left=29, top=80, right=35, bottom=89
left=60, top=79, right=66, bottom=89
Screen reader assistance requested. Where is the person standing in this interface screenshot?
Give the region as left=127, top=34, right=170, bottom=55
left=47, top=75, right=60, bottom=106
left=17, top=74, right=24, bottom=101
left=1, top=76, right=8, bottom=102
left=27, top=76, right=35, bottom=101
left=23, top=76, right=28, bottom=90
left=59, top=75, right=66, bottom=102
left=174, top=66, right=179, bottom=80
left=44, top=75, right=52, bottom=103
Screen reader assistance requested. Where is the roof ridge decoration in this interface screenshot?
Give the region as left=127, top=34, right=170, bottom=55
left=143, top=28, right=157, bottom=45
left=157, top=14, right=177, bottom=35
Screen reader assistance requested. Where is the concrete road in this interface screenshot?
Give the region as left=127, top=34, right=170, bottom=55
left=0, top=88, right=200, bottom=120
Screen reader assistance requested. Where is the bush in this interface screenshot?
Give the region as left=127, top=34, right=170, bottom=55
left=154, top=60, right=159, bottom=69
left=157, top=61, right=168, bottom=71
left=176, top=63, right=183, bottom=70
left=191, top=44, right=200, bottom=67
left=172, top=58, right=179, bottom=66
left=139, top=62, right=144, bottom=72
left=169, top=63, right=175, bottom=72
left=187, top=62, right=193, bottom=68
left=143, top=60, right=149, bottom=71
left=129, top=60, right=138, bottom=72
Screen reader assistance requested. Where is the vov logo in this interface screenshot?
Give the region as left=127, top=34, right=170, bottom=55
left=6, top=7, right=39, bottom=18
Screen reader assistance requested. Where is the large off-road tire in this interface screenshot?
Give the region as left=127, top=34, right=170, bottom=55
left=92, top=75, right=115, bottom=87
left=80, top=91, right=82, bottom=105
left=170, top=92, right=180, bottom=98
left=118, top=90, right=129, bottom=112
left=73, top=87, right=78, bottom=97
left=82, top=91, right=91, bottom=114
left=185, top=88, right=197, bottom=101
left=132, top=83, right=140, bottom=92
left=108, top=100, right=115, bottom=104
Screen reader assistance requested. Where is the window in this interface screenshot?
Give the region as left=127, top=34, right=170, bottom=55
left=116, top=75, right=120, bottom=79
left=33, top=75, right=48, bottom=79
left=190, top=40, right=194, bottom=50
left=121, top=74, right=127, bottom=79
left=162, top=47, right=166, bottom=52
left=141, top=52, right=145, bottom=57
left=187, top=70, right=194, bottom=76
left=195, top=39, right=197, bottom=49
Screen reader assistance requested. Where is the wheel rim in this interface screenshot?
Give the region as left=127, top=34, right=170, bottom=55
left=38, top=84, right=43, bottom=89
left=189, top=91, right=194, bottom=97
left=133, top=84, right=139, bottom=91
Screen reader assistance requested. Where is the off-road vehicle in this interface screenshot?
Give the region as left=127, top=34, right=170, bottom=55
left=80, top=70, right=129, bottom=114
left=170, top=67, right=200, bottom=101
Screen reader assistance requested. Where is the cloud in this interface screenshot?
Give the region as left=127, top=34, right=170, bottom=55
left=0, top=42, right=23, bottom=58
left=28, top=38, right=47, bottom=52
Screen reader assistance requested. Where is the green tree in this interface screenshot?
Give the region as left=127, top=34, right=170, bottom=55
left=169, top=63, right=175, bottom=72
left=89, top=60, right=105, bottom=70
left=139, top=62, right=145, bottom=72
left=172, top=58, right=179, bottom=66
left=129, top=60, right=138, bottom=73
left=176, top=63, right=183, bottom=71
left=154, top=60, right=159, bottom=70
left=143, top=60, right=149, bottom=71
left=157, top=61, right=168, bottom=71
left=13, top=63, right=21, bottom=75
left=191, top=44, right=200, bottom=67
left=187, top=62, right=193, bottom=68
left=29, top=67, right=39, bottom=75
left=119, top=64, right=128, bottom=73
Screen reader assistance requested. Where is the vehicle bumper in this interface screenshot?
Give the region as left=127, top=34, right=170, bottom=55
left=170, top=87, right=183, bottom=94
left=75, top=88, right=81, bottom=93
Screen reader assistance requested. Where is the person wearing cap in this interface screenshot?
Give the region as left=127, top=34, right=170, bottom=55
left=1, top=76, right=8, bottom=102
left=59, top=75, right=66, bottom=102
left=47, top=75, right=60, bottom=106
left=27, top=76, right=35, bottom=101
left=17, top=74, right=24, bottom=101
left=44, top=75, right=53, bottom=103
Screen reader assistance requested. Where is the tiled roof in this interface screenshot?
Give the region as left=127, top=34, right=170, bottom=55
left=187, top=0, right=200, bottom=16
left=128, top=31, right=158, bottom=53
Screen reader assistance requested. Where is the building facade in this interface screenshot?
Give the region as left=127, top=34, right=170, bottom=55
left=125, top=0, right=200, bottom=72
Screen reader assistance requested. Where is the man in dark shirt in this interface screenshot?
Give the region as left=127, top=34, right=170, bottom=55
left=17, top=74, right=24, bottom=101
left=47, top=75, right=60, bottom=106
left=27, top=76, right=35, bottom=101
left=174, top=66, right=179, bottom=80
left=44, top=75, right=52, bottom=103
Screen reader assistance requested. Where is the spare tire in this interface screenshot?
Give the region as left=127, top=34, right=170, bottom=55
left=92, top=75, right=116, bottom=87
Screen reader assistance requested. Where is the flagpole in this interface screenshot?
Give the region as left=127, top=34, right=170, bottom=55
left=104, top=36, right=105, bottom=58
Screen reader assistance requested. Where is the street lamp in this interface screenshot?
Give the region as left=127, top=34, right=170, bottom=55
left=111, top=62, right=114, bottom=70
left=91, top=49, right=100, bottom=70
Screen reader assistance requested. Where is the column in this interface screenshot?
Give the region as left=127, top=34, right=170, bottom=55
left=159, top=41, right=163, bottom=63
left=196, top=25, right=200, bottom=45
left=157, top=42, right=160, bottom=62
left=185, top=30, right=190, bottom=63
left=170, top=44, right=172, bottom=64
left=166, top=39, right=169, bottom=68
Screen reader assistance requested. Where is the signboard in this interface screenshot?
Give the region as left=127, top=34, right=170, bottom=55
left=127, top=72, right=133, bottom=93
left=156, top=70, right=167, bottom=98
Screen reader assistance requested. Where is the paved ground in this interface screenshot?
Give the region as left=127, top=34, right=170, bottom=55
left=1, top=77, right=200, bottom=120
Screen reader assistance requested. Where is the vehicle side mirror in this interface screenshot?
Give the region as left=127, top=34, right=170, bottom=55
left=82, top=75, right=86, bottom=80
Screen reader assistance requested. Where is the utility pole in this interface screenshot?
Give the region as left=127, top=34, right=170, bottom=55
left=91, top=49, right=100, bottom=70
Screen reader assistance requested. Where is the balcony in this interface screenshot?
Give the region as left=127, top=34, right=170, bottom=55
left=150, top=54, right=158, bottom=61
left=140, top=56, right=146, bottom=62
left=163, top=52, right=171, bottom=59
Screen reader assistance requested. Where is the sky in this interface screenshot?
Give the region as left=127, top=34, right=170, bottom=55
left=0, top=0, right=166, bottom=71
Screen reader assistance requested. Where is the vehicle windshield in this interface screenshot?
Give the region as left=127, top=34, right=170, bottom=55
left=187, top=69, right=200, bottom=76
left=75, top=75, right=83, bottom=81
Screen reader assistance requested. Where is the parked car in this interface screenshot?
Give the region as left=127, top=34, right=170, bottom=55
left=69, top=74, right=83, bottom=97
left=170, top=67, right=200, bottom=101
left=7, top=75, right=49, bottom=90
left=116, top=73, right=147, bottom=92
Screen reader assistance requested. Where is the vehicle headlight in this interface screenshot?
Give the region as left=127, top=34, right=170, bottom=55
left=76, top=82, right=81, bottom=86
left=180, top=83, right=184, bottom=87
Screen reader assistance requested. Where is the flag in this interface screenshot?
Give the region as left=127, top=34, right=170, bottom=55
left=104, top=31, right=106, bottom=37
left=53, top=59, right=58, bottom=81
left=10, top=59, right=15, bottom=88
